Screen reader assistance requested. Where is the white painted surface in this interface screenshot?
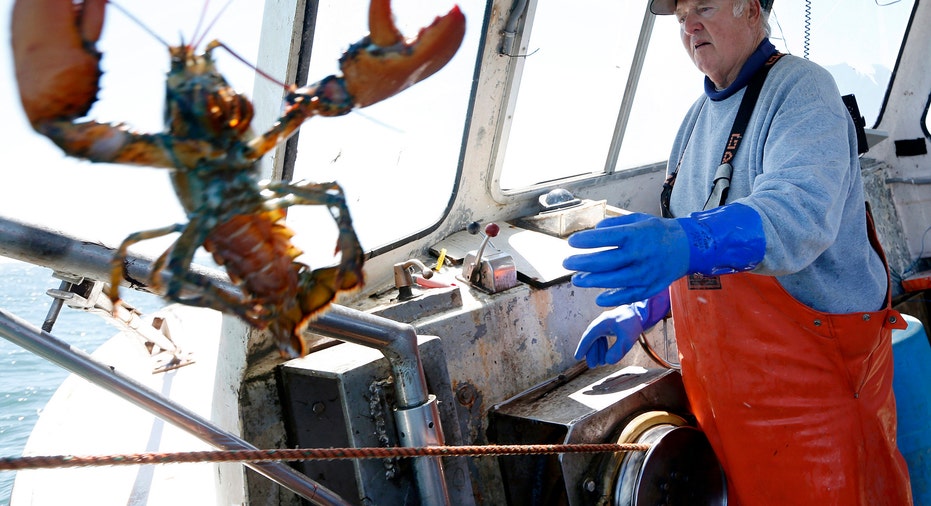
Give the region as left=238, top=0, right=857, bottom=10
left=11, top=305, right=245, bottom=505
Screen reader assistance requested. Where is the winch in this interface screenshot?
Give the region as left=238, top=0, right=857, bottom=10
left=489, top=365, right=726, bottom=505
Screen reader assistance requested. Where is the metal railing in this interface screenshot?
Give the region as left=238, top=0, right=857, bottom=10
left=0, top=215, right=449, bottom=505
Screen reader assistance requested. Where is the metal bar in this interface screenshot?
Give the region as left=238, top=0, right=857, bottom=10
left=41, top=280, right=71, bottom=332
left=604, top=4, right=656, bottom=174
left=312, top=305, right=430, bottom=408
left=0, top=308, right=350, bottom=506
left=0, top=215, right=449, bottom=504
left=394, top=395, right=451, bottom=505
left=300, top=306, right=452, bottom=505
left=0, top=216, right=230, bottom=298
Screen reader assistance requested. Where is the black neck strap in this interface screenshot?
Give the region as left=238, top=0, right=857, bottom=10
left=661, top=52, right=784, bottom=218
left=718, top=51, right=784, bottom=166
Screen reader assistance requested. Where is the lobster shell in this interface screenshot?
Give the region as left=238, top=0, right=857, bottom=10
left=12, top=0, right=106, bottom=125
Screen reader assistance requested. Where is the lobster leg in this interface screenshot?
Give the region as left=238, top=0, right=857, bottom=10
left=157, top=215, right=215, bottom=299
left=259, top=180, right=365, bottom=349
left=108, top=219, right=265, bottom=324
left=111, top=219, right=217, bottom=306
left=263, top=180, right=365, bottom=298
left=34, top=123, right=223, bottom=170
left=107, top=223, right=186, bottom=310
left=157, top=216, right=265, bottom=321
left=163, top=269, right=267, bottom=325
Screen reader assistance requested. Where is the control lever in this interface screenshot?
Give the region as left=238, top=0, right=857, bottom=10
left=461, top=222, right=517, bottom=293
left=465, top=222, right=498, bottom=284
left=393, top=259, right=434, bottom=301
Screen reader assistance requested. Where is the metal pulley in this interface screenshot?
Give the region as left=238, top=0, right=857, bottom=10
left=610, top=411, right=726, bottom=506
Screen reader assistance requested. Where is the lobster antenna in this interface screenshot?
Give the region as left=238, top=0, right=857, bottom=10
left=208, top=41, right=291, bottom=91
left=193, top=0, right=236, bottom=50
left=108, top=1, right=171, bottom=49
left=189, top=0, right=212, bottom=50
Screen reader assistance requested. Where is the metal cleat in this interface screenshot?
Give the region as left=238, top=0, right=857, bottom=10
left=45, top=272, right=194, bottom=374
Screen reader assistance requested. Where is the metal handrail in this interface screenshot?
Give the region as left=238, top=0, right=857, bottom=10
left=0, top=215, right=449, bottom=505
left=0, top=308, right=350, bottom=506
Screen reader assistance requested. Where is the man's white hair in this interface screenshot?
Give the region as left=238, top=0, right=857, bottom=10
left=733, top=0, right=772, bottom=37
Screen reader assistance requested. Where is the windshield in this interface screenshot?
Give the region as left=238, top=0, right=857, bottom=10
left=497, top=0, right=915, bottom=191
left=284, top=0, right=480, bottom=266
left=768, top=0, right=913, bottom=128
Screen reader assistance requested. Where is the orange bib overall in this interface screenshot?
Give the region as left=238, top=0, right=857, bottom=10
left=669, top=224, right=912, bottom=505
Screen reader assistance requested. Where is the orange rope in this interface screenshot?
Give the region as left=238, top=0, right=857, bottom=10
left=0, top=443, right=650, bottom=471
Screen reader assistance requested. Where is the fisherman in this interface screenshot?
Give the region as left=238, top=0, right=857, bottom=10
left=562, top=0, right=913, bottom=503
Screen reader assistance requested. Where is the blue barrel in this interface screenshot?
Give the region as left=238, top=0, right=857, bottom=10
left=893, top=314, right=931, bottom=505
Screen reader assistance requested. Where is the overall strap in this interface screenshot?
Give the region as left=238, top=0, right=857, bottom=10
left=661, top=52, right=784, bottom=218
left=702, top=52, right=784, bottom=211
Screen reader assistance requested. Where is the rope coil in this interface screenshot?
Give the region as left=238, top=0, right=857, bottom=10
left=0, top=443, right=650, bottom=471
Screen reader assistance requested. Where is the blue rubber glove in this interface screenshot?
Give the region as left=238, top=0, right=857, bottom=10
left=563, top=203, right=766, bottom=307
left=576, top=290, right=671, bottom=367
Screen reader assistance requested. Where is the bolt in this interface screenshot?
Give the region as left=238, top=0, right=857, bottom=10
left=456, top=383, right=477, bottom=406
left=312, top=401, right=326, bottom=415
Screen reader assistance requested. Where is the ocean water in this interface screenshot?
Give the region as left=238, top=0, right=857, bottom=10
left=0, top=259, right=165, bottom=505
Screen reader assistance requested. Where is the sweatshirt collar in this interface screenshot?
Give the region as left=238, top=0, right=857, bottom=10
left=705, top=39, right=777, bottom=101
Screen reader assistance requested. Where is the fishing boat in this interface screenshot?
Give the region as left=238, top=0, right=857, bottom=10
left=2, top=0, right=930, bottom=504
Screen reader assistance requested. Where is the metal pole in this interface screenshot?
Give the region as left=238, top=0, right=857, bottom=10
left=0, top=216, right=229, bottom=299
left=310, top=306, right=451, bottom=505
left=41, top=280, right=71, bottom=332
left=604, top=4, right=656, bottom=175
left=0, top=215, right=450, bottom=505
left=0, top=308, right=350, bottom=506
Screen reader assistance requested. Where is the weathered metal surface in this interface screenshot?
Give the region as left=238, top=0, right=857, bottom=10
left=489, top=367, right=690, bottom=505
left=862, top=160, right=914, bottom=293
left=278, top=336, right=473, bottom=505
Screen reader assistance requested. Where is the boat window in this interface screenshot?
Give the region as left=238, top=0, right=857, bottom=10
left=497, top=1, right=916, bottom=192
left=926, top=95, right=931, bottom=136
left=768, top=1, right=914, bottom=128
left=284, top=0, right=479, bottom=265
left=497, top=5, right=700, bottom=190
left=612, top=16, right=707, bottom=171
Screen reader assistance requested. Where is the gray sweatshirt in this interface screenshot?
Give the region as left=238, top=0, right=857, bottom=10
left=667, top=53, right=887, bottom=314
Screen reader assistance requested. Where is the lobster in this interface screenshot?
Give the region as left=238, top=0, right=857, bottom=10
left=10, top=0, right=466, bottom=357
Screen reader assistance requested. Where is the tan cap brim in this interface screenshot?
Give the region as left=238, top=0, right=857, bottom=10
left=652, top=0, right=773, bottom=16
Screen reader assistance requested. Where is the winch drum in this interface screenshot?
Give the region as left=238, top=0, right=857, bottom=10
left=612, top=412, right=726, bottom=506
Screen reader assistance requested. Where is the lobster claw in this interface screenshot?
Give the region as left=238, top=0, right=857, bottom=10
left=12, top=0, right=106, bottom=126
left=341, top=0, right=466, bottom=108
